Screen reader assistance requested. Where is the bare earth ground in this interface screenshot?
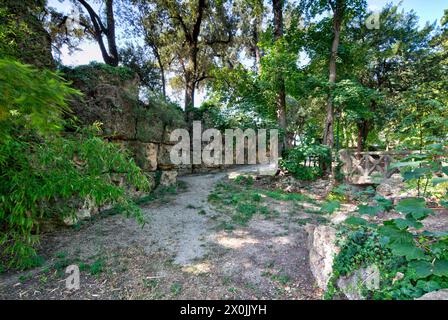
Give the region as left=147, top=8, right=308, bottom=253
left=0, top=166, right=323, bottom=300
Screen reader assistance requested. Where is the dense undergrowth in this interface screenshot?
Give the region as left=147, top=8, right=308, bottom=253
left=325, top=145, right=448, bottom=300
left=0, top=59, right=150, bottom=270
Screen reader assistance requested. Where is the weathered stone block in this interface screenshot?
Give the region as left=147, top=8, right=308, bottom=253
left=416, top=289, right=448, bottom=300
left=158, top=144, right=176, bottom=170
left=126, top=141, right=158, bottom=172
left=160, top=171, right=177, bottom=187
left=306, top=225, right=340, bottom=291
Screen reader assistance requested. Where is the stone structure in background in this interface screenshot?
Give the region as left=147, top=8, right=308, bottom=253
left=63, top=63, right=185, bottom=193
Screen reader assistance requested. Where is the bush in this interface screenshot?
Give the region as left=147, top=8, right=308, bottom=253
left=327, top=195, right=448, bottom=300
left=280, top=144, right=331, bottom=180
left=0, top=59, right=150, bottom=269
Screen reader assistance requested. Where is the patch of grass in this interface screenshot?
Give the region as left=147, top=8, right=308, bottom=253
left=170, top=282, right=182, bottom=296
left=234, top=175, right=254, bottom=186
left=262, top=190, right=309, bottom=202
left=209, top=178, right=313, bottom=225
left=271, top=273, right=291, bottom=285
left=245, top=282, right=258, bottom=291
left=320, top=200, right=341, bottom=214
left=18, top=272, right=33, bottom=283
left=216, top=221, right=235, bottom=232
left=135, top=181, right=188, bottom=206
left=222, top=276, right=232, bottom=285
left=39, top=275, right=48, bottom=285
left=143, top=278, right=159, bottom=289
left=78, top=262, right=90, bottom=272
left=251, top=192, right=262, bottom=202
left=297, top=218, right=312, bottom=225
left=208, top=192, right=222, bottom=202
left=315, top=216, right=329, bottom=224
left=258, top=206, right=270, bottom=216
left=89, top=258, right=104, bottom=276
left=303, top=208, right=321, bottom=214
left=227, top=287, right=238, bottom=294
left=134, top=194, right=157, bottom=205
left=233, top=203, right=258, bottom=225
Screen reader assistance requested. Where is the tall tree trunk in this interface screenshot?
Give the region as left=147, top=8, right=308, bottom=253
left=182, top=0, right=205, bottom=127
left=356, top=120, right=370, bottom=153
left=252, top=16, right=262, bottom=74
left=104, top=0, right=118, bottom=66
left=273, top=0, right=287, bottom=154
left=323, top=20, right=341, bottom=148
left=78, top=0, right=119, bottom=66
left=154, top=50, right=166, bottom=98
left=185, top=70, right=196, bottom=125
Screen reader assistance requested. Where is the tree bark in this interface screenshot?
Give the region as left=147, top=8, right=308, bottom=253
left=185, top=69, right=196, bottom=125
left=180, top=0, right=206, bottom=126
left=273, top=0, right=287, bottom=154
left=252, top=16, right=262, bottom=74
left=78, top=0, right=119, bottom=66
left=104, top=0, right=118, bottom=66
left=323, top=0, right=344, bottom=148
left=356, top=120, right=369, bottom=157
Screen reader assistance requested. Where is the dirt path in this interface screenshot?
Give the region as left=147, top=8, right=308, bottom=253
left=0, top=166, right=322, bottom=300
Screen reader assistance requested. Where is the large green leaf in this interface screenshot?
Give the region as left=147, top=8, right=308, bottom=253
left=441, top=200, right=448, bottom=209
left=395, top=198, right=433, bottom=220
left=390, top=243, right=426, bottom=261
left=396, top=198, right=426, bottom=210
left=358, top=205, right=382, bottom=216
left=344, top=216, right=369, bottom=226
left=403, top=167, right=431, bottom=181
left=379, top=224, right=426, bottom=261
left=409, top=261, right=433, bottom=279
left=416, top=280, right=441, bottom=292
left=375, top=196, right=394, bottom=212
left=392, top=218, right=423, bottom=230
left=433, top=260, right=448, bottom=277
left=320, top=200, right=341, bottom=214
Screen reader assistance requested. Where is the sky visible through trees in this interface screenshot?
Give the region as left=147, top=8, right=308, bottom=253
left=49, top=0, right=447, bottom=107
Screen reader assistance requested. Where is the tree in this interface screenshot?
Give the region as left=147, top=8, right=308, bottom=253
left=75, top=0, right=119, bottom=66
left=139, top=0, right=234, bottom=126
left=120, top=0, right=170, bottom=98
left=273, top=0, right=287, bottom=153
left=301, top=0, right=366, bottom=149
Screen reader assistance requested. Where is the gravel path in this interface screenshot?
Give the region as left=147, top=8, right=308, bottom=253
left=0, top=165, right=321, bottom=299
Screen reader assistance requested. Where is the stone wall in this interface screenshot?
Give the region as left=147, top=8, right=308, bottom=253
left=63, top=63, right=275, bottom=187
left=63, top=64, right=185, bottom=190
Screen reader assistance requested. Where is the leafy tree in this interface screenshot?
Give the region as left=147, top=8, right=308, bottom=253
left=301, top=0, right=367, bottom=148
left=130, top=0, right=234, bottom=125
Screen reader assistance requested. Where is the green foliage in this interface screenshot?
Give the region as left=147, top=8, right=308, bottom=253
left=60, top=62, right=135, bottom=89
left=233, top=175, right=254, bottom=186
left=328, top=193, right=448, bottom=299
left=208, top=179, right=313, bottom=226
left=280, top=144, right=331, bottom=181
left=320, top=200, right=341, bottom=214
left=0, top=127, right=150, bottom=269
left=0, top=58, right=78, bottom=140
left=0, top=59, right=150, bottom=269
